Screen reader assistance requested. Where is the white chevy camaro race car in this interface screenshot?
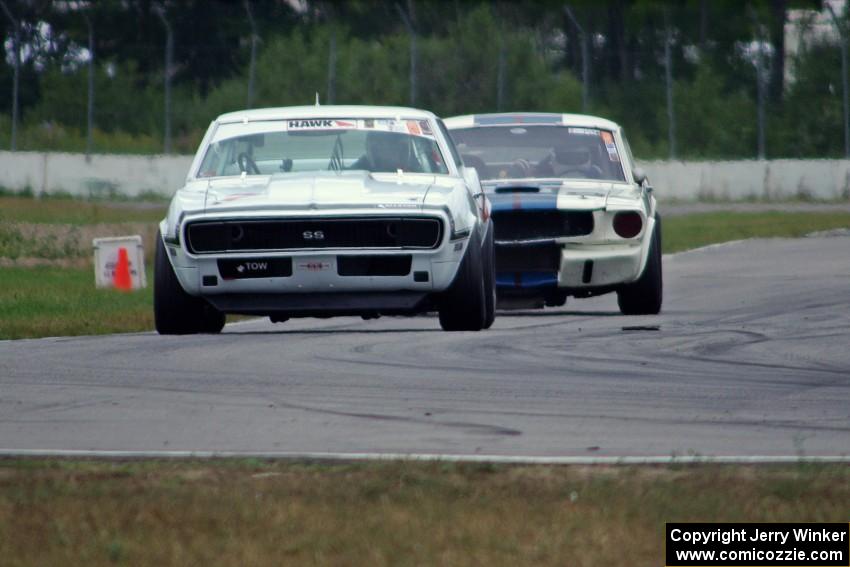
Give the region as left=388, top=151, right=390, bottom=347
left=445, top=112, right=662, bottom=314
left=155, top=105, right=496, bottom=334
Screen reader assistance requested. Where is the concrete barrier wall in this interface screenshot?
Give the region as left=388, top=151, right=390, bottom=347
left=2, top=150, right=849, bottom=201
left=641, top=159, right=850, bottom=201
left=0, top=151, right=193, bottom=199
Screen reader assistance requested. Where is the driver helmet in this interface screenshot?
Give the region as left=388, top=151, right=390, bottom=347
left=550, top=143, right=593, bottom=177
left=366, top=131, right=411, bottom=172
left=553, top=146, right=591, bottom=167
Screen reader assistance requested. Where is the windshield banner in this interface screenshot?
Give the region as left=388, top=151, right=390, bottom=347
left=285, top=118, right=436, bottom=138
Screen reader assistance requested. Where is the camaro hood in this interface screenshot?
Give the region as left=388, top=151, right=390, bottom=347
left=482, top=178, right=638, bottom=212
left=201, top=171, right=435, bottom=214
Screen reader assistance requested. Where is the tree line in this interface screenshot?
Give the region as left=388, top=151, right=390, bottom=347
left=1, top=0, right=845, bottom=160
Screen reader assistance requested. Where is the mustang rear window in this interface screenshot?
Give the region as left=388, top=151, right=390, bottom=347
left=197, top=119, right=449, bottom=177
left=450, top=125, right=626, bottom=182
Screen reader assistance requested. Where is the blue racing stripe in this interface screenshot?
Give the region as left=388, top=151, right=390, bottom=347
left=489, top=191, right=559, bottom=213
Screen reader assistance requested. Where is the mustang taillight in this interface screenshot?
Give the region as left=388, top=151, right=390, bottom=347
left=613, top=212, right=643, bottom=238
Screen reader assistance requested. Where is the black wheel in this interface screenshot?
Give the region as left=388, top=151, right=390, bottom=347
left=438, top=229, right=487, bottom=331
left=617, top=214, right=663, bottom=315
left=481, top=221, right=497, bottom=329
left=154, top=230, right=225, bottom=335
left=544, top=290, right=568, bottom=307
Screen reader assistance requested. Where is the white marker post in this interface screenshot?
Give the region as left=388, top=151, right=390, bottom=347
left=92, top=235, right=147, bottom=290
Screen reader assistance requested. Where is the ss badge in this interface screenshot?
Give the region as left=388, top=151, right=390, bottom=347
left=302, top=230, right=325, bottom=240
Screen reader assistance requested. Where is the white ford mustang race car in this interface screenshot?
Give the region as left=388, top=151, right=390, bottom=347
left=445, top=112, right=661, bottom=314
left=155, top=105, right=495, bottom=334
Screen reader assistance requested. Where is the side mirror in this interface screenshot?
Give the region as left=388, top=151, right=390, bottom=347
left=632, top=167, right=647, bottom=185
left=462, top=165, right=481, bottom=189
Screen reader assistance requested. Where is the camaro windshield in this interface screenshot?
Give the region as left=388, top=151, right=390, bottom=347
left=450, top=125, right=626, bottom=182
left=198, top=118, right=449, bottom=177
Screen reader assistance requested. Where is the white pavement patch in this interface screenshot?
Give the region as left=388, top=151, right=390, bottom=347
left=0, top=449, right=847, bottom=464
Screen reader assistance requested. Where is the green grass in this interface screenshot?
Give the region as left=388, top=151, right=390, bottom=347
left=0, top=459, right=846, bottom=567
left=662, top=211, right=850, bottom=253
left=0, top=196, right=166, bottom=225
left=0, top=266, right=154, bottom=339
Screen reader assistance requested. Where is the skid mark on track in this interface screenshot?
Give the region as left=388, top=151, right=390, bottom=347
left=3, top=237, right=850, bottom=456
left=663, top=352, right=850, bottom=380
left=267, top=398, right=522, bottom=437
left=428, top=407, right=850, bottom=434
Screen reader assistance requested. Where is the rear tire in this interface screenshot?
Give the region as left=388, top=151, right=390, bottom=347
left=439, top=229, right=487, bottom=331
left=617, top=214, right=663, bottom=315
left=544, top=290, right=568, bottom=308
left=154, top=230, right=225, bottom=335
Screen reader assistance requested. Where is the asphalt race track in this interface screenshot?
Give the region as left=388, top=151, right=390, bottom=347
left=1, top=236, right=849, bottom=459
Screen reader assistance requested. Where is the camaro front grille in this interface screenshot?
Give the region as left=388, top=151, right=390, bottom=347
left=185, top=217, right=443, bottom=254
left=492, top=210, right=594, bottom=241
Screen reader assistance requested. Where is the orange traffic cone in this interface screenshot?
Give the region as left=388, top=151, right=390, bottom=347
left=113, top=247, right=133, bottom=291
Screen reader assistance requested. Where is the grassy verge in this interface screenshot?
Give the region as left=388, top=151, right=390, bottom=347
left=0, top=459, right=846, bottom=567
left=1, top=209, right=849, bottom=339
left=662, top=211, right=850, bottom=253
left=0, top=266, right=154, bottom=339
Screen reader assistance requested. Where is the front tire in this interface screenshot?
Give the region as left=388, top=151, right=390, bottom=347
left=438, top=229, right=487, bottom=331
left=154, top=230, right=225, bottom=335
left=481, top=221, right=496, bottom=329
left=617, top=214, right=663, bottom=315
